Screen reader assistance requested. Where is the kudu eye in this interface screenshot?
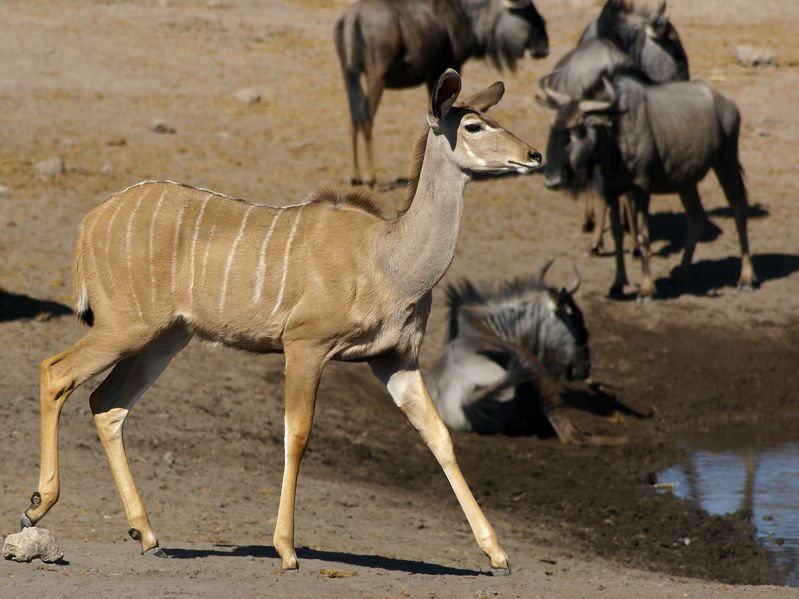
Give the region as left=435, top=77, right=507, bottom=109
left=464, top=122, right=483, bottom=133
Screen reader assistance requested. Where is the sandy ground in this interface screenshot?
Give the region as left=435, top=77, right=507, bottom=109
left=1, top=0, right=799, bottom=597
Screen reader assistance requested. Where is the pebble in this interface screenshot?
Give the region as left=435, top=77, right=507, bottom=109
left=733, top=45, right=777, bottom=68
left=234, top=88, right=261, bottom=104
left=35, top=157, right=65, bottom=180
left=150, top=118, right=176, bottom=134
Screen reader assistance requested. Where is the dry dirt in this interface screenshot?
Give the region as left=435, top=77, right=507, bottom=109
left=2, top=0, right=799, bottom=597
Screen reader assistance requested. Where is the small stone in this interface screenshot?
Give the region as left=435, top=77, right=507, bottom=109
left=2, top=527, right=64, bottom=563
left=150, top=118, right=176, bottom=134
left=101, top=163, right=115, bottom=174
left=0, top=185, right=12, bottom=197
left=234, top=88, right=261, bottom=104
left=163, top=451, right=175, bottom=465
left=35, top=157, right=65, bottom=180
left=734, top=45, right=777, bottom=68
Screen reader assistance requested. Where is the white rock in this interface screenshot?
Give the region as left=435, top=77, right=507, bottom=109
left=35, top=157, right=65, bottom=180
left=734, top=45, right=777, bottom=68
left=2, top=527, right=64, bottom=563
left=150, top=118, right=176, bottom=134
left=234, top=88, right=261, bottom=104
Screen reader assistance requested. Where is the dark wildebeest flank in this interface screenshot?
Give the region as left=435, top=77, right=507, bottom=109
left=541, top=72, right=758, bottom=301
left=334, top=0, right=548, bottom=187
left=539, top=0, right=689, bottom=247
left=425, top=260, right=591, bottom=442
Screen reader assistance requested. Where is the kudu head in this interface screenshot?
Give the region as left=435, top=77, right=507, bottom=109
left=427, top=69, right=542, bottom=176
left=538, top=73, right=617, bottom=194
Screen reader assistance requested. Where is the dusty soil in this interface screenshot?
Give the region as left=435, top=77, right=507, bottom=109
left=2, top=0, right=799, bottom=597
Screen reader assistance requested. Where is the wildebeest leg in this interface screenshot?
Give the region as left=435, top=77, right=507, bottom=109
left=713, top=161, right=758, bottom=289
left=360, top=75, right=386, bottom=188
left=627, top=188, right=655, bottom=300
left=607, top=196, right=628, bottom=298
left=588, top=191, right=605, bottom=254
left=674, top=185, right=707, bottom=284
left=370, top=354, right=511, bottom=575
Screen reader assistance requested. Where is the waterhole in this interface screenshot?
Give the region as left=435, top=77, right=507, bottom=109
left=657, top=431, right=799, bottom=586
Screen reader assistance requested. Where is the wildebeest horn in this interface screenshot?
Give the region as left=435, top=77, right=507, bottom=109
left=577, top=75, right=616, bottom=113
left=537, top=257, right=556, bottom=284
left=503, top=0, right=531, bottom=9
left=566, top=263, right=581, bottom=295
left=652, top=0, right=666, bottom=20
left=539, top=74, right=571, bottom=107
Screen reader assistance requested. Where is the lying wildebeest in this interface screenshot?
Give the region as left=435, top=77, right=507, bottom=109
left=540, top=0, right=689, bottom=246
left=541, top=72, right=757, bottom=300
left=426, top=260, right=589, bottom=441
left=335, top=0, right=548, bottom=186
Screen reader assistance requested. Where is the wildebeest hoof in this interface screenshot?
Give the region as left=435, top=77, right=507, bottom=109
left=142, top=545, right=169, bottom=558
left=608, top=285, right=625, bottom=300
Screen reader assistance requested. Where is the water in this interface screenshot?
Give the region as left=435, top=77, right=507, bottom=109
left=657, top=434, right=799, bottom=585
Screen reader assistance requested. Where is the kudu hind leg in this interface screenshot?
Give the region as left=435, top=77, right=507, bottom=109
left=24, top=331, right=130, bottom=528
left=89, top=327, right=191, bottom=554
left=371, top=360, right=510, bottom=574
left=273, top=344, right=326, bottom=571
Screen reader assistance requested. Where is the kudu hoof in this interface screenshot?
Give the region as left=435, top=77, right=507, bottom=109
left=19, top=512, right=34, bottom=529
left=491, top=566, right=511, bottom=576
left=142, top=545, right=169, bottom=558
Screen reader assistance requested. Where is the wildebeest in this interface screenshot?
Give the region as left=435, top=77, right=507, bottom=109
left=540, top=0, right=689, bottom=245
left=541, top=72, right=757, bottom=300
left=426, top=260, right=589, bottom=441
left=335, top=0, right=548, bottom=186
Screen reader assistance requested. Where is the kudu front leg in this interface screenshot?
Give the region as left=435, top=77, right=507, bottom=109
left=371, top=359, right=510, bottom=575
left=273, top=345, right=326, bottom=571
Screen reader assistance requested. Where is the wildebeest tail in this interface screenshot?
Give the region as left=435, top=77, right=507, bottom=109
left=334, top=14, right=369, bottom=128
left=73, top=230, right=94, bottom=327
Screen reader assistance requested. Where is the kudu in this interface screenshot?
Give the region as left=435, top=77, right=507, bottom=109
left=21, top=69, right=541, bottom=575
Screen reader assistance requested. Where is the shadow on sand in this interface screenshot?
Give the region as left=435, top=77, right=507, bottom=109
left=0, top=289, right=72, bottom=323
left=162, top=544, right=485, bottom=576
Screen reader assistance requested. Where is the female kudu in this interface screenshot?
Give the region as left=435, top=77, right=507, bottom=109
left=21, top=69, right=541, bottom=574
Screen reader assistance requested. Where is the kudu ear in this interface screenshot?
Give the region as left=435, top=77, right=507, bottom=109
left=428, top=69, right=461, bottom=129
left=463, top=81, right=505, bottom=113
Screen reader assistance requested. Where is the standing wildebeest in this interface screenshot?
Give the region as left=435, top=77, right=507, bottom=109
left=540, top=0, right=689, bottom=244
left=426, top=260, right=589, bottom=442
left=335, top=0, right=548, bottom=186
left=541, top=72, right=757, bottom=300
left=21, top=69, right=542, bottom=574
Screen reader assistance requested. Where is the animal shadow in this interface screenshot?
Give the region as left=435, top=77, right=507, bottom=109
left=162, top=544, right=484, bottom=576
left=0, top=289, right=72, bottom=322
left=562, top=381, right=653, bottom=420
left=655, top=252, right=799, bottom=299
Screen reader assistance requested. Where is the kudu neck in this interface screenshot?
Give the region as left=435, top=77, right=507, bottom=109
left=383, top=129, right=469, bottom=300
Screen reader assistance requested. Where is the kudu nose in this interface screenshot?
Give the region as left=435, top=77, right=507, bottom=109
left=529, top=150, right=542, bottom=165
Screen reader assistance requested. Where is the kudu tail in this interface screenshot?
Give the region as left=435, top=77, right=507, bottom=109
left=73, top=230, right=94, bottom=327
left=334, top=15, right=370, bottom=130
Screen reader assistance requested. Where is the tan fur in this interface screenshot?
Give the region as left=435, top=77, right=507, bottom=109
left=23, top=71, right=540, bottom=574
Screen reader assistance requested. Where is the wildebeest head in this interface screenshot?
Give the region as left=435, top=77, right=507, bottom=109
left=533, top=260, right=590, bottom=380
left=479, top=0, right=549, bottom=69
left=596, top=0, right=688, bottom=81
left=539, top=76, right=617, bottom=195
left=445, top=259, right=591, bottom=381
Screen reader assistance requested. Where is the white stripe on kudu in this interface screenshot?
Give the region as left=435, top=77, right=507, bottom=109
left=170, top=200, right=187, bottom=295
left=148, top=189, right=168, bottom=306
left=125, top=193, right=146, bottom=318
left=268, top=206, right=303, bottom=319
left=253, top=208, right=285, bottom=304
left=219, top=204, right=255, bottom=313
left=188, top=194, right=212, bottom=306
